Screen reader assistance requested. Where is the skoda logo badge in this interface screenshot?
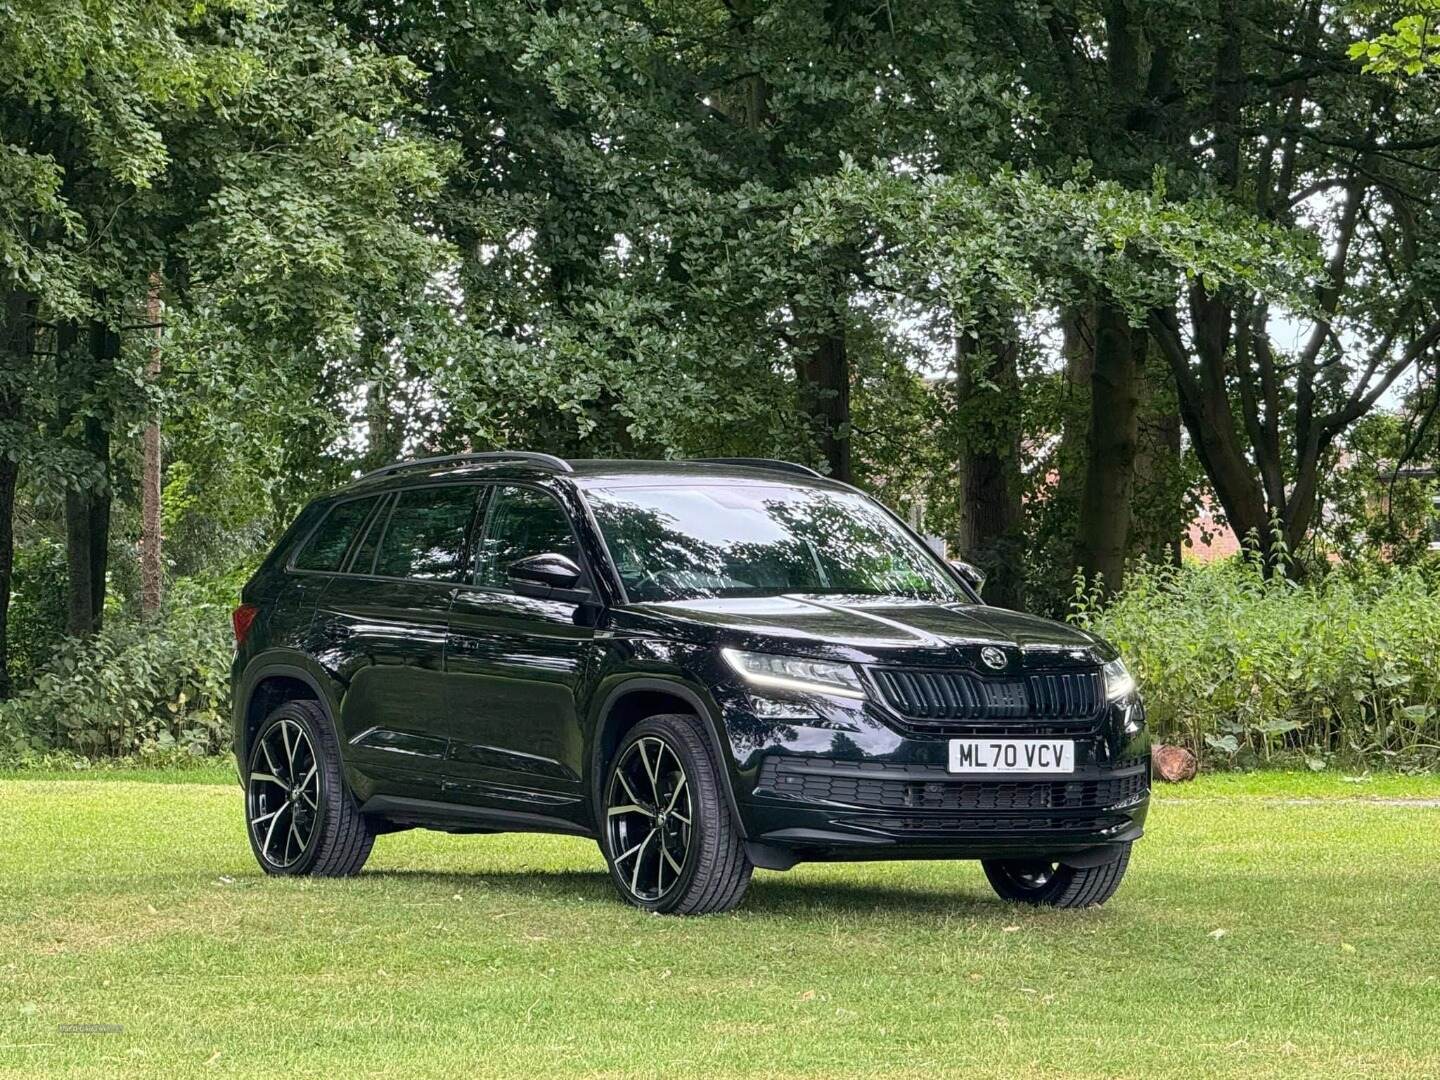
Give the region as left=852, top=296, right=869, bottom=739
left=980, top=646, right=1007, bottom=671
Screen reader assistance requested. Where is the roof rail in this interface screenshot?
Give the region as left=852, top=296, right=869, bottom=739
left=692, top=457, right=825, bottom=479
left=357, top=451, right=573, bottom=483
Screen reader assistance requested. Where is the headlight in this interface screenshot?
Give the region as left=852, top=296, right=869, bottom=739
left=721, top=648, right=865, bottom=700
left=1103, top=657, right=1136, bottom=701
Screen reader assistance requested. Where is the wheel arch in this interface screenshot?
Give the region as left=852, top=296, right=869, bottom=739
left=589, top=677, right=748, bottom=839
left=234, top=655, right=343, bottom=770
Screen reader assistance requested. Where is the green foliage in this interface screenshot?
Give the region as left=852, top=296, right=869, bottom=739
left=1074, top=559, right=1440, bottom=768
left=4, top=538, right=67, bottom=687
left=0, top=0, right=260, bottom=313
left=1350, top=2, right=1440, bottom=75
left=0, top=592, right=232, bottom=761
left=2, top=0, right=457, bottom=568
left=797, top=164, right=1321, bottom=325
left=1318, top=411, right=1439, bottom=567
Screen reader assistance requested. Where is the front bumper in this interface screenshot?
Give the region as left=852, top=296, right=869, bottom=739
left=720, top=687, right=1151, bottom=866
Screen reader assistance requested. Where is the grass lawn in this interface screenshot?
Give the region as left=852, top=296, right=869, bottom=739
left=2, top=772, right=1438, bottom=1078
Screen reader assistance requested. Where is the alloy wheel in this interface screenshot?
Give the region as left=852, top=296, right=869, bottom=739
left=606, top=736, right=693, bottom=902
left=1009, top=861, right=1057, bottom=890
left=247, top=717, right=322, bottom=869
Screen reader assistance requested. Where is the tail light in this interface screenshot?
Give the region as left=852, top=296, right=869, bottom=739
left=232, top=604, right=260, bottom=647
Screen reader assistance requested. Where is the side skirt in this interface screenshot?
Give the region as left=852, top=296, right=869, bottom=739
left=359, top=794, right=597, bottom=839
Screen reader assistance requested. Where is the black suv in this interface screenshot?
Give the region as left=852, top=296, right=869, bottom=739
left=231, top=454, right=1149, bottom=914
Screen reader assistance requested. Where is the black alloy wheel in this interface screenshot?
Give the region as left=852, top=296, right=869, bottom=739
left=247, top=714, right=321, bottom=868
left=981, top=843, right=1132, bottom=908
left=245, top=700, right=375, bottom=877
left=601, top=714, right=752, bottom=914
left=607, top=734, right=693, bottom=902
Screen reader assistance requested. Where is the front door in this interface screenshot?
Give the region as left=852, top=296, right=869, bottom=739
left=318, top=483, right=482, bottom=800
left=444, top=483, right=595, bottom=814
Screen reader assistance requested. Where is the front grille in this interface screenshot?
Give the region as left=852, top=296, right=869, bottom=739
left=757, top=757, right=1148, bottom=812
left=868, top=667, right=1105, bottom=734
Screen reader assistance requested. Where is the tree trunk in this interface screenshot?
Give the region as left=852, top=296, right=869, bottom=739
left=62, top=315, right=116, bottom=637
left=1076, top=302, right=1143, bottom=594
left=1157, top=404, right=1184, bottom=567
left=798, top=317, right=851, bottom=483
left=1130, top=337, right=1186, bottom=566
left=0, top=289, right=33, bottom=700
left=953, top=314, right=1024, bottom=608
left=360, top=318, right=405, bottom=471
left=1054, top=306, right=1095, bottom=522
left=140, top=275, right=163, bottom=618
left=1149, top=303, right=1273, bottom=565
left=87, top=411, right=110, bottom=625
left=64, top=483, right=95, bottom=637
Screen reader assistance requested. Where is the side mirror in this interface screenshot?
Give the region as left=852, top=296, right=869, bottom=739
left=506, top=552, right=589, bottom=602
left=949, top=559, right=987, bottom=595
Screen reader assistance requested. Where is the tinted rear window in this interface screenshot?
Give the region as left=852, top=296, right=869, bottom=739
left=374, top=486, right=479, bottom=581
left=293, top=498, right=379, bottom=572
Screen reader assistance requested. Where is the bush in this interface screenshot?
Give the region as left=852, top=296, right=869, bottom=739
left=0, top=590, right=233, bottom=762
left=1073, top=559, right=1440, bottom=769
left=6, top=538, right=69, bottom=690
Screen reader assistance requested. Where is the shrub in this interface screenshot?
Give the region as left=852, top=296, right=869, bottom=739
left=0, top=588, right=234, bottom=762
left=6, top=539, right=69, bottom=690
left=1072, top=559, right=1440, bottom=769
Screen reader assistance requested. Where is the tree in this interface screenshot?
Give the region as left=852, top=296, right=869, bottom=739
left=1, top=0, right=246, bottom=664
left=1015, top=1, right=1440, bottom=574
left=950, top=309, right=1026, bottom=608
left=341, top=0, right=1030, bottom=481
left=796, top=161, right=1312, bottom=597
left=1, top=0, right=453, bottom=677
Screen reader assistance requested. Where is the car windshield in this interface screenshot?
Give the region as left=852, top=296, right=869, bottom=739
left=582, top=482, right=961, bottom=603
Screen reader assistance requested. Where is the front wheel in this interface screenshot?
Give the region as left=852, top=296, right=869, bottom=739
left=982, top=844, right=1132, bottom=908
left=601, top=714, right=753, bottom=915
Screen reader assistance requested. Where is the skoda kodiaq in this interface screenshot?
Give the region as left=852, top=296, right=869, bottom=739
left=231, top=454, right=1150, bottom=913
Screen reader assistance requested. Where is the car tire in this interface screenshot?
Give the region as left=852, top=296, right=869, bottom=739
left=981, top=844, right=1132, bottom=908
left=245, top=699, right=375, bottom=877
left=600, top=713, right=753, bottom=915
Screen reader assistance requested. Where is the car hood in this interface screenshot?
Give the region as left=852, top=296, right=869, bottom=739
left=620, top=594, right=1109, bottom=669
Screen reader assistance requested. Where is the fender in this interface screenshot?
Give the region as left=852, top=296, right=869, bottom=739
left=232, top=650, right=344, bottom=763
left=588, top=675, right=749, bottom=840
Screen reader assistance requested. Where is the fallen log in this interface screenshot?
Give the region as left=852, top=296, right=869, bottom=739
left=1152, top=744, right=1198, bottom=782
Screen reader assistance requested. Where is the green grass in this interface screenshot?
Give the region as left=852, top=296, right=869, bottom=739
left=0, top=761, right=236, bottom=786
left=2, top=775, right=1439, bottom=1078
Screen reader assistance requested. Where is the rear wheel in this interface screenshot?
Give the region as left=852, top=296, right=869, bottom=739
left=601, top=714, right=752, bottom=915
left=245, top=699, right=375, bottom=877
left=982, top=844, right=1132, bottom=908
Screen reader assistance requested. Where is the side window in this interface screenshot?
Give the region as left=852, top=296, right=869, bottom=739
left=373, top=486, right=480, bottom=582
left=293, top=497, right=379, bottom=572
left=475, top=485, right=580, bottom=587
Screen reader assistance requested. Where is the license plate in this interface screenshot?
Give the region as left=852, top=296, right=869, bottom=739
left=947, top=738, right=1074, bottom=774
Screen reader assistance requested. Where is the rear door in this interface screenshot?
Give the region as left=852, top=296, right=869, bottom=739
left=315, top=484, right=482, bottom=799
left=443, top=484, right=596, bottom=813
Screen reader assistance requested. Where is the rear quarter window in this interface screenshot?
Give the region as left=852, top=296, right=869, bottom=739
left=292, top=497, right=379, bottom=572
